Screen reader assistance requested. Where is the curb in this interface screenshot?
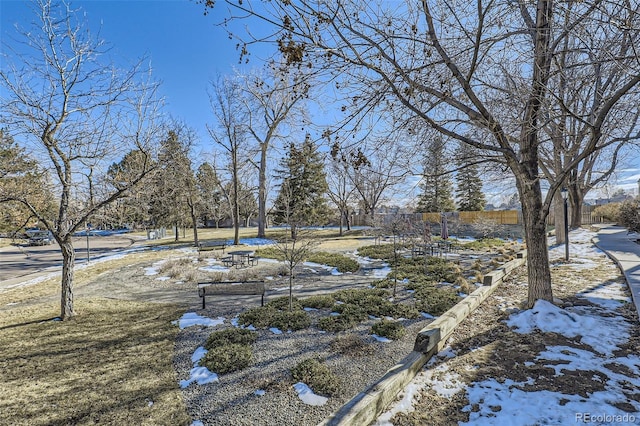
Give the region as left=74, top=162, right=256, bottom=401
left=320, top=253, right=527, bottom=426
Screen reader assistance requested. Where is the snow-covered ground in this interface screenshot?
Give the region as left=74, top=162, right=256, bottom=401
left=376, top=228, right=640, bottom=425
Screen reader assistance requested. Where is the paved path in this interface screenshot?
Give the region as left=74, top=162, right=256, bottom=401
left=0, top=234, right=141, bottom=291
left=592, top=224, right=640, bottom=315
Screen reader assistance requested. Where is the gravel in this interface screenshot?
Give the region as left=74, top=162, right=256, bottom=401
left=173, top=289, right=434, bottom=426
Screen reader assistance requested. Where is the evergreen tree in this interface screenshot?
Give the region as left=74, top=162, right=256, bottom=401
left=0, top=129, right=55, bottom=233
left=195, top=162, right=226, bottom=228
left=455, top=143, right=486, bottom=211
left=273, top=135, right=330, bottom=238
left=148, top=129, right=196, bottom=240
left=415, top=137, right=455, bottom=213
left=105, top=149, right=155, bottom=228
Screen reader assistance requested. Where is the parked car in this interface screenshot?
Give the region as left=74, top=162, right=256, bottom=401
left=28, top=231, right=54, bottom=246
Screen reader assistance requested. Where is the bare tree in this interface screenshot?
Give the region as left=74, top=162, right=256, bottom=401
left=202, top=0, right=640, bottom=308
left=208, top=76, right=249, bottom=245
left=274, top=230, right=318, bottom=311
left=239, top=62, right=311, bottom=238
left=326, top=158, right=358, bottom=235
left=0, top=0, right=163, bottom=319
left=332, top=136, right=410, bottom=224
left=537, top=11, right=640, bottom=236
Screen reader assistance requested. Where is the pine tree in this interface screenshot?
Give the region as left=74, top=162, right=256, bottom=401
left=455, top=143, right=486, bottom=211
left=148, top=130, right=195, bottom=240
left=415, top=137, right=455, bottom=213
left=0, top=129, right=54, bottom=232
left=273, top=135, right=330, bottom=238
left=195, top=162, right=226, bottom=228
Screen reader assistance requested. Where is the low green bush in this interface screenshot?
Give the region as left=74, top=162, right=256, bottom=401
left=270, top=310, right=311, bottom=331
left=291, top=358, right=340, bottom=397
left=301, top=294, right=335, bottom=309
left=356, top=243, right=397, bottom=260
left=370, top=301, right=420, bottom=319
left=307, top=251, right=360, bottom=273
left=371, top=319, right=406, bottom=340
left=371, top=279, right=394, bottom=289
left=414, top=285, right=460, bottom=316
left=461, top=238, right=507, bottom=250
left=318, top=315, right=357, bottom=332
left=238, top=305, right=311, bottom=331
left=333, top=288, right=389, bottom=305
left=332, top=303, right=369, bottom=322
left=238, top=306, right=275, bottom=329
left=330, top=334, right=374, bottom=357
left=204, top=328, right=258, bottom=350
left=267, top=296, right=303, bottom=311
left=201, top=343, right=252, bottom=374
left=254, top=246, right=286, bottom=261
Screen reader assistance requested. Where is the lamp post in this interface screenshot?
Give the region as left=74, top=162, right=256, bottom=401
left=561, top=188, right=569, bottom=261
left=85, top=222, right=91, bottom=264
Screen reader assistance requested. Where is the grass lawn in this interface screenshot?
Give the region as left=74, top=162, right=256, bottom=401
left=0, top=226, right=373, bottom=425
left=0, top=299, right=190, bottom=426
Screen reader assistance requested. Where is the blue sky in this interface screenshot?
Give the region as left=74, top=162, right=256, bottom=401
left=2, top=0, right=638, bottom=203
left=1, top=0, right=262, bottom=149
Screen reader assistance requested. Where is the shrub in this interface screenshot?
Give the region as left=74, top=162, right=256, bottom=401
left=332, top=303, right=369, bottom=322
left=318, top=315, right=357, bottom=332
left=371, top=319, right=406, bottom=340
left=201, top=343, right=252, bottom=374
left=333, top=288, right=389, bottom=305
left=204, top=328, right=258, bottom=350
left=291, top=358, right=340, bottom=396
left=307, top=251, right=360, bottom=273
left=238, top=306, right=275, bottom=329
left=461, top=238, right=507, bottom=250
left=374, top=302, right=420, bottom=320
left=254, top=246, right=286, bottom=261
left=414, top=285, right=460, bottom=316
left=593, top=202, right=622, bottom=223
left=454, top=276, right=471, bottom=294
left=617, top=199, right=640, bottom=232
left=267, top=296, right=302, bottom=311
left=237, top=305, right=311, bottom=331
left=356, top=243, right=397, bottom=260
left=301, top=294, right=335, bottom=309
left=270, top=310, right=311, bottom=331
left=371, top=279, right=394, bottom=289
left=330, top=334, right=374, bottom=357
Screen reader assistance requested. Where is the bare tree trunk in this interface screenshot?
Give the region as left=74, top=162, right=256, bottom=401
left=569, top=186, right=582, bottom=228
left=554, top=193, right=566, bottom=245
left=190, top=205, right=199, bottom=247
left=60, top=239, right=76, bottom=320
left=519, top=179, right=553, bottom=308
left=258, top=148, right=267, bottom=239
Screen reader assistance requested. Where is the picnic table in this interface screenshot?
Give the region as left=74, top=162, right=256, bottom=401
left=223, top=250, right=257, bottom=268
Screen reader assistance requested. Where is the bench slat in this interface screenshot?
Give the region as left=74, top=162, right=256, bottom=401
left=197, top=281, right=265, bottom=309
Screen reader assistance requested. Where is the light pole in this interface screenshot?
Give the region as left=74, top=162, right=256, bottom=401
left=85, top=222, right=91, bottom=264
left=561, top=188, right=569, bottom=261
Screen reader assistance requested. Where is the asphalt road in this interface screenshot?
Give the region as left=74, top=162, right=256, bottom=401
left=0, top=234, right=139, bottom=283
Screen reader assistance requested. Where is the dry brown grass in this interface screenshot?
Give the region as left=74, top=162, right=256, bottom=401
left=0, top=298, right=190, bottom=426
left=0, top=250, right=191, bottom=307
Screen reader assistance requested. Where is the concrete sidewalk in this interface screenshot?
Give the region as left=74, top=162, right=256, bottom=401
left=592, top=224, right=640, bottom=316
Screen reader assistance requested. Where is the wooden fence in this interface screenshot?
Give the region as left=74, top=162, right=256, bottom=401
left=422, top=210, right=521, bottom=225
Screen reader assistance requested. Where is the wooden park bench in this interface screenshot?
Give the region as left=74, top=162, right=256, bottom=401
left=197, top=281, right=266, bottom=309
left=197, top=240, right=228, bottom=253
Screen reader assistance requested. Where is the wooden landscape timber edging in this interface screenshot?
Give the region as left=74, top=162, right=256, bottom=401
left=320, top=252, right=527, bottom=426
